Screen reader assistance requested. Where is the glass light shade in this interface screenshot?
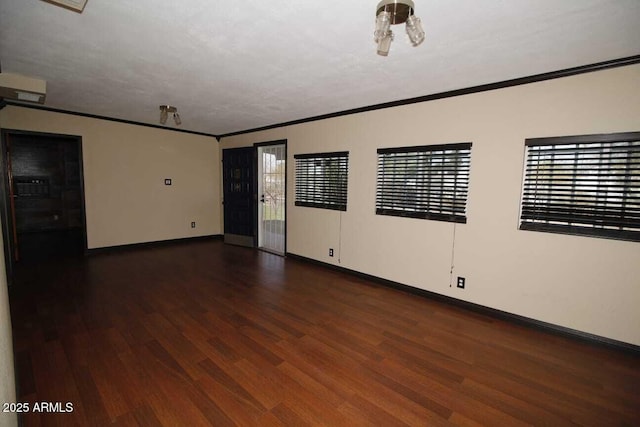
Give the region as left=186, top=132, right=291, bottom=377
left=374, top=11, right=391, bottom=42
left=405, top=15, right=425, bottom=46
left=173, top=113, right=182, bottom=126
left=160, top=108, right=168, bottom=124
left=377, top=31, right=393, bottom=56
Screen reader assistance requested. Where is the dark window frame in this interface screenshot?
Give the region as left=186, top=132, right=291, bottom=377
left=294, top=151, right=349, bottom=211
left=376, top=142, right=472, bottom=223
left=520, top=131, right=640, bottom=242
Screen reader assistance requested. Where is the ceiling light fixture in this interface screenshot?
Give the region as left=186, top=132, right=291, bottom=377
left=41, top=0, right=88, bottom=13
left=374, top=0, right=425, bottom=56
left=159, top=105, right=181, bottom=126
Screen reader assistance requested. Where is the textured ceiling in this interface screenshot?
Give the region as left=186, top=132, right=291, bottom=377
left=1, top=0, right=639, bottom=136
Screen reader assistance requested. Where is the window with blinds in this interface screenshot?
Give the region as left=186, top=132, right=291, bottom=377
left=294, top=151, right=348, bottom=211
left=520, top=132, right=640, bottom=241
left=376, top=143, right=471, bottom=223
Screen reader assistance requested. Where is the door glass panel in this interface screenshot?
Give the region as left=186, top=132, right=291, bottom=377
left=258, top=144, right=286, bottom=254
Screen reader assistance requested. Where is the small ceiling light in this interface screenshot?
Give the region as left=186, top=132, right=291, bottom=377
left=405, top=14, right=425, bottom=46
left=377, top=32, right=394, bottom=57
left=159, top=105, right=181, bottom=126
left=374, top=0, right=425, bottom=56
left=374, top=11, right=393, bottom=56
left=41, top=0, right=88, bottom=13
left=159, top=107, right=169, bottom=125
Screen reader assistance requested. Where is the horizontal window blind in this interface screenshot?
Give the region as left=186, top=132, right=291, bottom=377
left=376, top=143, right=471, bottom=223
left=294, top=151, right=348, bottom=211
left=520, top=132, right=640, bottom=241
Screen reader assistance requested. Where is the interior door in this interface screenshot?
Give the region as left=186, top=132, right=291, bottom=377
left=223, top=147, right=256, bottom=247
left=257, top=143, right=286, bottom=255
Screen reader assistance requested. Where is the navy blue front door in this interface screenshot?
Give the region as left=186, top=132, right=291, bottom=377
left=222, top=147, right=255, bottom=246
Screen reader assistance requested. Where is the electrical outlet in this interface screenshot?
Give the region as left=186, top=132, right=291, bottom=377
left=191, top=222, right=196, bottom=228
left=329, top=248, right=334, bottom=257
left=457, top=277, right=465, bottom=289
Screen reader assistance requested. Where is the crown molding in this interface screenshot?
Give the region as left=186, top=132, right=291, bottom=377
left=218, top=55, right=640, bottom=140
left=2, top=101, right=219, bottom=139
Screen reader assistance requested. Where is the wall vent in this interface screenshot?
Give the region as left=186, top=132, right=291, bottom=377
left=0, top=73, right=47, bottom=104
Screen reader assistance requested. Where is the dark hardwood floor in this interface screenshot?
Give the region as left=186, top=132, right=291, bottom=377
left=8, top=240, right=640, bottom=426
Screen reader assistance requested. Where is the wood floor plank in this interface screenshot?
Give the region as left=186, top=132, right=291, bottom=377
left=277, top=361, right=344, bottom=407
left=69, top=367, right=112, bottom=426
left=278, top=336, right=454, bottom=426
left=195, top=375, right=263, bottom=426
left=87, top=354, right=133, bottom=421
left=463, top=363, right=629, bottom=426
left=270, top=402, right=311, bottom=426
left=113, top=412, right=142, bottom=427
left=9, top=240, right=640, bottom=426
left=198, top=358, right=267, bottom=412
left=29, top=340, right=90, bottom=426
left=339, top=394, right=411, bottom=427
left=459, top=378, right=585, bottom=426
left=140, top=312, right=208, bottom=380
left=126, top=343, right=215, bottom=427
left=377, top=336, right=467, bottom=386
left=256, top=411, right=287, bottom=426
left=448, top=412, right=491, bottom=427
left=235, top=357, right=354, bottom=426
left=130, top=405, right=163, bottom=427
left=372, top=358, right=531, bottom=427
left=15, top=349, right=36, bottom=395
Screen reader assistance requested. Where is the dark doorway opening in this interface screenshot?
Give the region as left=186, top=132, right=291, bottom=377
left=1, top=130, right=87, bottom=278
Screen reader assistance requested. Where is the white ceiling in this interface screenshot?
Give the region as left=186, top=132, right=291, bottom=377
left=1, top=0, right=639, bottom=136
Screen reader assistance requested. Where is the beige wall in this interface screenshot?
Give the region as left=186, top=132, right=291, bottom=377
left=0, top=231, right=16, bottom=427
left=221, top=64, right=640, bottom=346
left=0, top=107, right=220, bottom=248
